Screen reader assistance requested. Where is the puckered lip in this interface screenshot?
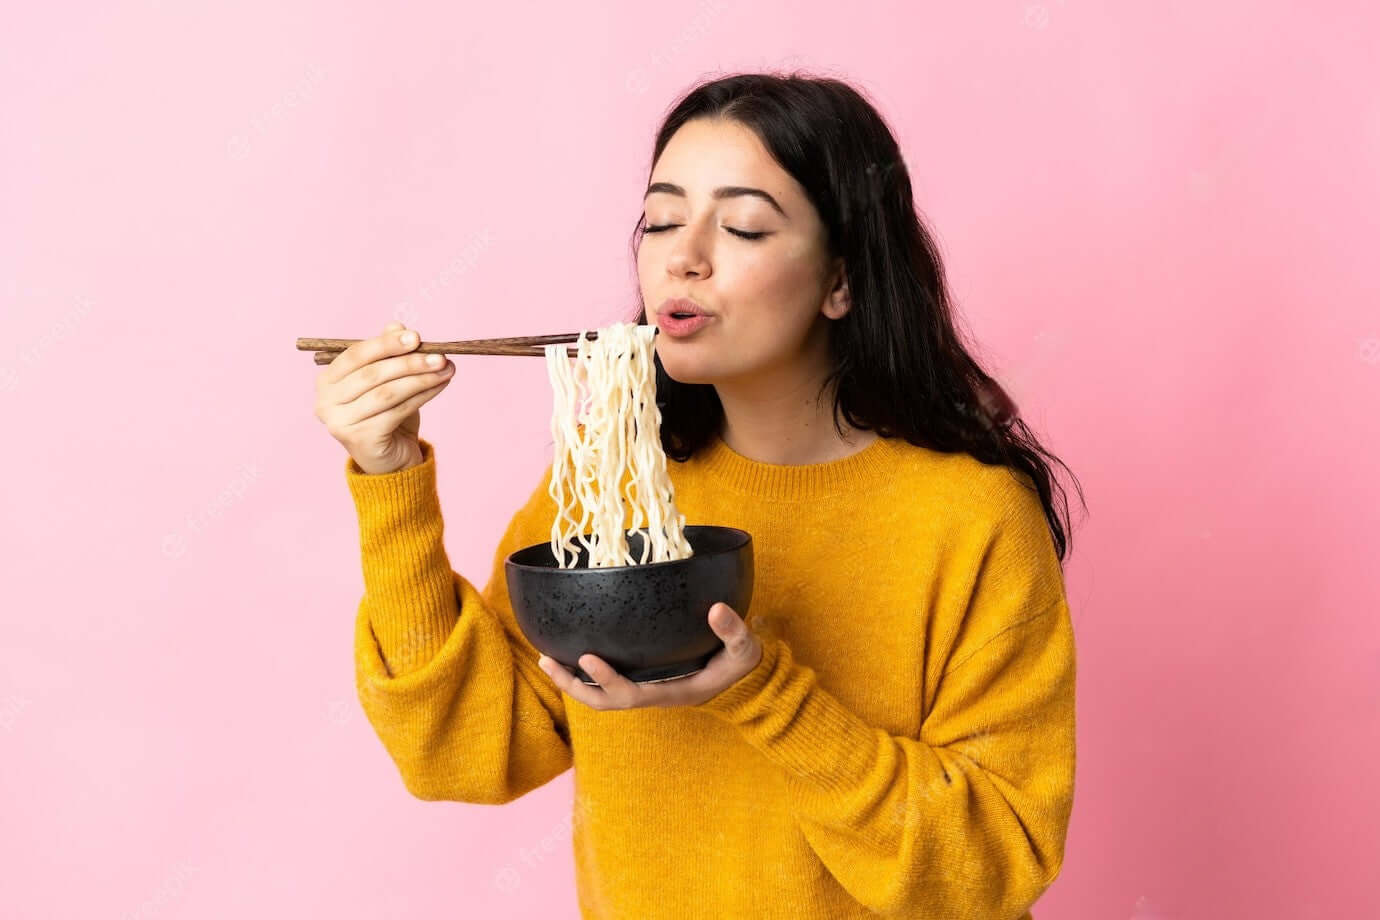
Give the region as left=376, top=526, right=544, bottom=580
left=655, top=297, right=713, bottom=317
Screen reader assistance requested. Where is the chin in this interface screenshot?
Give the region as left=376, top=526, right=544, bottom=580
left=654, top=350, right=718, bottom=386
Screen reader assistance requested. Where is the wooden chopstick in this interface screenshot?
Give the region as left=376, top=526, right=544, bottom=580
left=297, top=330, right=655, bottom=365
left=309, top=348, right=546, bottom=364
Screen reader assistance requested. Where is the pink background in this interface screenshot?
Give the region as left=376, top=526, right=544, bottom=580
left=3, top=2, right=1377, bottom=918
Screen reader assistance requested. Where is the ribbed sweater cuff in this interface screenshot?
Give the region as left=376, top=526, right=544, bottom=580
left=344, top=439, right=459, bottom=675
left=693, top=635, right=880, bottom=795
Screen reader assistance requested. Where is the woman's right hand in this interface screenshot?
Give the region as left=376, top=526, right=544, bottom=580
left=315, top=321, right=457, bottom=475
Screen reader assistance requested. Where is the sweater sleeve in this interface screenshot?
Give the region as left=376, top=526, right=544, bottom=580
left=347, top=438, right=572, bottom=804
left=691, top=481, right=1076, bottom=919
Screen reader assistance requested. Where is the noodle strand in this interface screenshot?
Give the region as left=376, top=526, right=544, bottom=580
left=544, top=323, right=693, bottom=568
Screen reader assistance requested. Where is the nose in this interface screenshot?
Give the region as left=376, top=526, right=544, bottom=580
left=666, top=223, right=712, bottom=280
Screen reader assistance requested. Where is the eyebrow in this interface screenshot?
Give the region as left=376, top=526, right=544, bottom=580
left=644, top=181, right=789, bottom=220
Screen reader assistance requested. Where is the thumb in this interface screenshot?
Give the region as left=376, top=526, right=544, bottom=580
left=709, top=603, right=750, bottom=647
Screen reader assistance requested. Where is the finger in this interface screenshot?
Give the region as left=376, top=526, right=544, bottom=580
left=708, top=602, right=740, bottom=633
left=334, top=350, right=452, bottom=405
left=537, top=654, right=572, bottom=689
left=384, top=321, right=404, bottom=332
left=341, top=367, right=454, bottom=429
left=539, top=654, right=607, bottom=710
left=322, top=326, right=422, bottom=386
left=579, top=655, right=639, bottom=703
left=709, top=603, right=755, bottom=657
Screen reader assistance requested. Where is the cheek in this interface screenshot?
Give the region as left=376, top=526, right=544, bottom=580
left=635, top=246, right=650, bottom=286
left=728, top=251, right=823, bottom=323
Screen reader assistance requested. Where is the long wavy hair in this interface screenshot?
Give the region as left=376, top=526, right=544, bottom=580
left=627, top=72, right=1086, bottom=563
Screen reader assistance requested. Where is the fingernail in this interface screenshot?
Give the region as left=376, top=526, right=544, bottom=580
left=400, top=331, right=417, bottom=346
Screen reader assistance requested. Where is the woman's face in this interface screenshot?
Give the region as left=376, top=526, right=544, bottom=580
left=637, top=117, right=849, bottom=386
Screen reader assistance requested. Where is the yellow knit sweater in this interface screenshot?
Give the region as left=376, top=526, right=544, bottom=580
left=346, top=432, right=1076, bottom=919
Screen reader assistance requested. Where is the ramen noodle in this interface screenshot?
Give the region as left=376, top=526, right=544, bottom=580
left=543, top=322, right=693, bottom=568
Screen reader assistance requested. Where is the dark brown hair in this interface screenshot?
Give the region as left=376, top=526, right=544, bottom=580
left=628, top=72, right=1085, bottom=562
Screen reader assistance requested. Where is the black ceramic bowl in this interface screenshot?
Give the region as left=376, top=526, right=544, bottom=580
left=505, top=525, right=754, bottom=686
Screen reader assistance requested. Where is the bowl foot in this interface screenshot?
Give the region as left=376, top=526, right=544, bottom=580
left=570, top=649, right=717, bottom=686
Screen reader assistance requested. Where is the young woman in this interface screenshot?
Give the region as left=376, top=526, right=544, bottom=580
left=319, top=72, right=1085, bottom=920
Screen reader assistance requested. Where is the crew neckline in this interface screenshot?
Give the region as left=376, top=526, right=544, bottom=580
left=693, top=431, right=902, bottom=500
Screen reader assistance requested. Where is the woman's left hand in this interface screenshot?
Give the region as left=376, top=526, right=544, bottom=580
left=536, top=602, right=762, bottom=710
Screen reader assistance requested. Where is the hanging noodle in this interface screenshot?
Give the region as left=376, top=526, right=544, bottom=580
left=544, top=322, right=694, bottom=568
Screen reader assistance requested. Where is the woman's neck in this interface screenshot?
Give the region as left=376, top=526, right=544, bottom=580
left=714, top=362, right=878, bottom=466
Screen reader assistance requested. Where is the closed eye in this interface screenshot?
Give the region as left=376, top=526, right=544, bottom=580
left=643, top=223, right=769, bottom=241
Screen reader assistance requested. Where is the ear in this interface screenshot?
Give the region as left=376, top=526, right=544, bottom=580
left=821, top=257, right=851, bottom=320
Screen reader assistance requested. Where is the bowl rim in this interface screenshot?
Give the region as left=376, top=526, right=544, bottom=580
left=505, top=524, right=751, bottom=574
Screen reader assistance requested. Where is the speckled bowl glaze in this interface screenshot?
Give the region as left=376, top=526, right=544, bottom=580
left=505, top=526, right=754, bottom=686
